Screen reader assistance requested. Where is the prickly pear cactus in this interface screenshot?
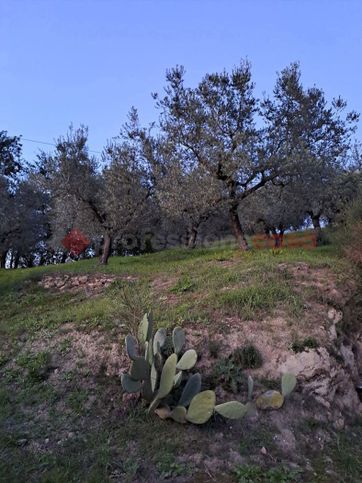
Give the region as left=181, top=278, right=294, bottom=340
left=121, top=313, right=297, bottom=425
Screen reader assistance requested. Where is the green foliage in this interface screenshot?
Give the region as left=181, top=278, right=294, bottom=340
left=208, top=339, right=221, bottom=358
left=234, top=464, right=301, bottom=482
left=170, top=276, right=195, bottom=293
left=291, top=336, right=319, bottom=353
left=212, top=345, right=262, bottom=393
left=212, top=356, right=244, bottom=393
left=16, top=351, right=51, bottom=381
left=218, top=281, right=301, bottom=319
left=232, top=345, right=263, bottom=369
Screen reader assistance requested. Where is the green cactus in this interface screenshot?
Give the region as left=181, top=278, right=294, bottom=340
left=255, top=390, right=284, bottom=410
left=172, top=327, right=185, bottom=354
left=173, top=371, right=183, bottom=388
left=214, top=401, right=248, bottom=419
left=130, top=356, right=149, bottom=381
left=186, top=390, right=216, bottom=424
left=122, top=313, right=297, bottom=426
left=178, top=373, right=201, bottom=407
left=125, top=335, right=138, bottom=361
left=150, top=363, right=158, bottom=392
left=138, top=313, right=153, bottom=344
left=281, top=373, right=297, bottom=397
left=145, top=341, right=153, bottom=365
left=153, top=328, right=167, bottom=355
left=176, top=349, right=197, bottom=370
left=142, top=379, right=154, bottom=401
left=247, top=375, right=254, bottom=401
left=121, top=373, right=141, bottom=393
left=157, top=353, right=177, bottom=399
left=171, top=406, right=187, bottom=423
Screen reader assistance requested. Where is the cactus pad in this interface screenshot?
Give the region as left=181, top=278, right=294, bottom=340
left=138, top=313, right=153, bottom=344
left=173, top=371, right=183, bottom=388
left=186, top=390, right=215, bottom=424
left=158, top=353, right=177, bottom=398
left=172, top=327, right=185, bottom=354
left=281, top=373, right=297, bottom=397
left=171, top=406, right=187, bottom=423
left=256, top=390, right=284, bottom=410
left=247, top=375, right=254, bottom=401
left=178, top=372, right=201, bottom=407
left=121, top=373, right=141, bottom=393
left=153, top=328, right=167, bottom=355
left=151, top=363, right=158, bottom=392
left=176, top=349, right=197, bottom=370
left=130, top=357, right=150, bottom=381
left=125, top=335, right=139, bottom=361
left=214, top=401, right=248, bottom=419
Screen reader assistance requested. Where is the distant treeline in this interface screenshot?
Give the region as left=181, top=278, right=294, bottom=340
left=1, top=61, right=362, bottom=268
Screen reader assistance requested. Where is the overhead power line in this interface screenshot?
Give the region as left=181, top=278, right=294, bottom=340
left=21, top=137, right=102, bottom=155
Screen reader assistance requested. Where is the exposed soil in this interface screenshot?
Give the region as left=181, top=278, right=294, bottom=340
left=39, top=273, right=138, bottom=295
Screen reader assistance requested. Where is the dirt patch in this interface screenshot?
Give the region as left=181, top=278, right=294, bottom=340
left=39, top=273, right=137, bottom=295
left=278, top=262, right=356, bottom=307
left=151, top=275, right=180, bottom=305
left=183, top=262, right=361, bottom=424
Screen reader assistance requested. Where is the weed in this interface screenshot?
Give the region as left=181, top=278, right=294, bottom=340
left=110, top=281, right=151, bottom=336
left=212, top=345, right=262, bottom=392
left=16, top=351, right=51, bottom=381
left=234, top=464, right=301, bottom=482
left=232, top=345, right=263, bottom=369
left=58, top=338, right=72, bottom=355
left=212, top=356, right=245, bottom=393
left=170, top=275, right=195, bottom=293
left=291, top=337, right=319, bottom=353
left=208, top=339, right=221, bottom=358
left=67, top=389, right=89, bottom=415
left=156, top=453, right=187, bottom=479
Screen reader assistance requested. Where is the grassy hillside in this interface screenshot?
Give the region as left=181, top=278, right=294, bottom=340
left=0, top=244, right=361, bottom=482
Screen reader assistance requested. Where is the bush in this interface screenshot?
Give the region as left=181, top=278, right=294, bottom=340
left=339, top=193, right=362, bottom=266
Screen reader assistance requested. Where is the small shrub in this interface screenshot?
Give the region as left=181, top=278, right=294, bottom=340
left=291, top=337, right=319, bottom=353
left=212, top=357, right=244, bottom=393
left=208, top=339, right=221, bottom=358
left=111, top=281, right=151, bottom=336
left=232, top=345, right=263, bottom=369
left=212, top=345, right=262, bottom=392
left=334, top=193, right=362, bottom=266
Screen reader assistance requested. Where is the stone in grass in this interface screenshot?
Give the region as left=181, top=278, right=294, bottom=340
left=256, top=390, right=284, bottom=410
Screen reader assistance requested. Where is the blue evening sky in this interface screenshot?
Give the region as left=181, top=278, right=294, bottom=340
left=1, top=0, right=361, bottom=161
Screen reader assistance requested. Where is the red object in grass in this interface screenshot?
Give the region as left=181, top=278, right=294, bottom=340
left=62, top=228, right=90, bottom=256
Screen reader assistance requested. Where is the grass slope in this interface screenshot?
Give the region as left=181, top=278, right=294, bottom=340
left=0, top=244, right=361, bottom=482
